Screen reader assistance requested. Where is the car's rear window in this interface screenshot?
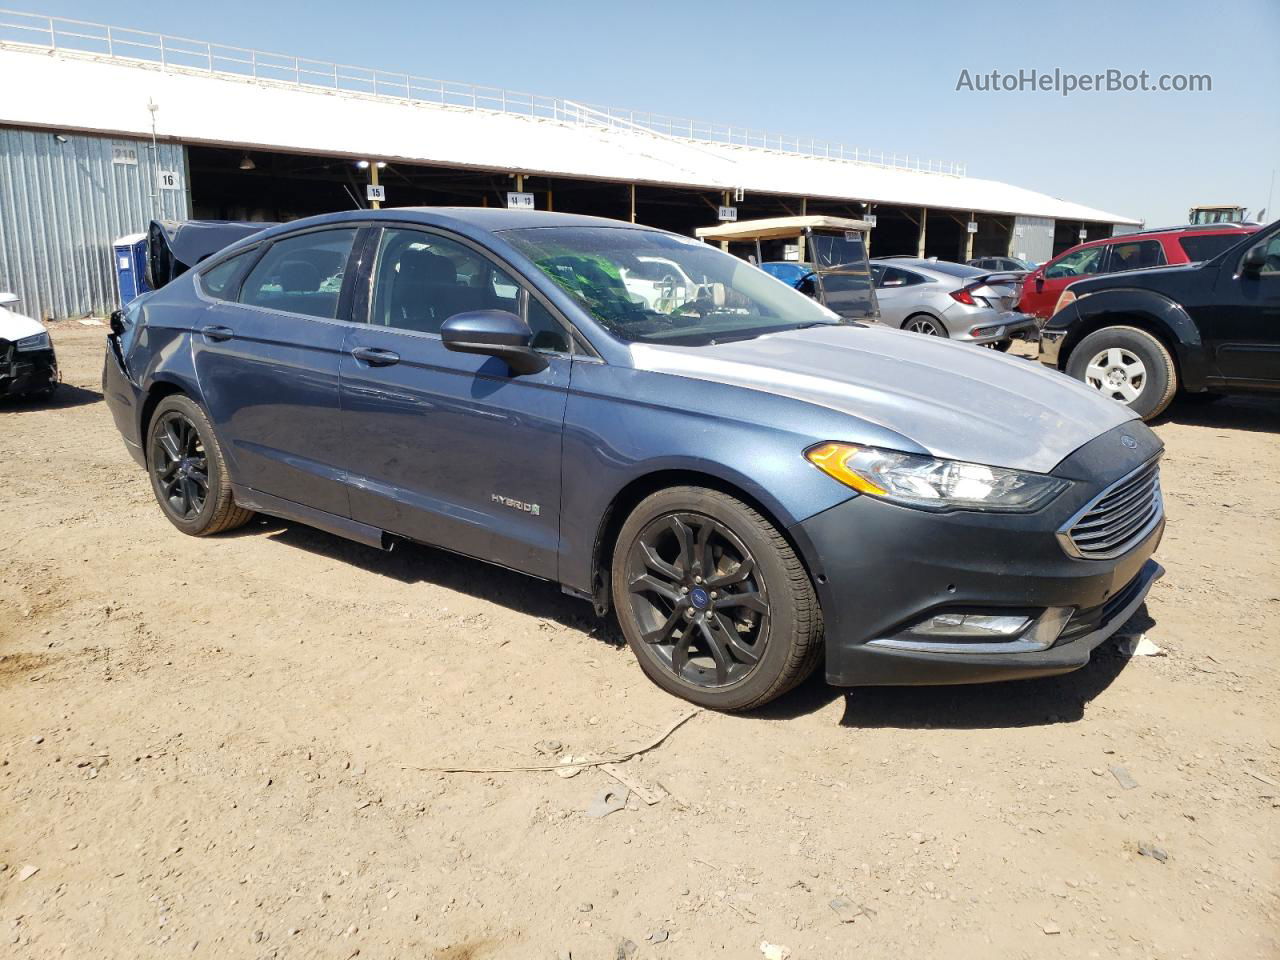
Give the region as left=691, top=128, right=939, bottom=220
left=1178, top=233, right=1246, bottom=262
left=922, top=260, right=985, bottom=279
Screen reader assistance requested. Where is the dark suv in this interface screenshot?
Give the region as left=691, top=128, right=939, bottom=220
left=1039, top=220, right=1280, bottom=419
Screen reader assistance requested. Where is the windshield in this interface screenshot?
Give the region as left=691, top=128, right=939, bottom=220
left=503, top=226, right=842, bottom=345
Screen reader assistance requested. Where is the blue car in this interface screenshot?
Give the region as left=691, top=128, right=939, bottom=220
left=104, top=209, right=1165, bottom=710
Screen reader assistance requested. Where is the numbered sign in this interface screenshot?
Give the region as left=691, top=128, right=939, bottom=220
left=863, top=214, right=878, bottom=227
left=718, top=205, right=738, bottom=222
left=111, top=144, right=138, bottom=165
left=366, top=184, right=386, bottom=202
left=157, top=170, right=180, bottom=191
left=966, top=221, right=978, bottom=234
left=507, top=192, right=535, bottom=210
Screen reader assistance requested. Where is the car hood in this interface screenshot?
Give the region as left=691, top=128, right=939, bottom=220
left=0, top=306, right=48, bottom=341
left=629, top=324, right=1137, bottom=474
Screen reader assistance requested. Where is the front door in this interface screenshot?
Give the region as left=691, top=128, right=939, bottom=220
left=1199, top=228, right=1280, bottom=386
left=191, top=226, right=363, bottom=517
left=337, top=226, right=574, bottom=579
left=1025, top=244, right=1109, bottom=318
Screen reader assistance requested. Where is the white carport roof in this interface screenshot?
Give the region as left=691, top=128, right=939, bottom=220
left=0, top=45, right=1140, bottom=225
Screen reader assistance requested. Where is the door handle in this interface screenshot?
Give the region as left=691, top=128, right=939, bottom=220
left=351, top=346, right=401, bottom=367
left=200, top=324, right=235, bottom=342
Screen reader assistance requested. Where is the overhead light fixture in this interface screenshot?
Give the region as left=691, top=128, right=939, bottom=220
left=376, top=161, right=386, bottom=169
left=239, top=153, right=255, bottom=170
left=355, top=159, right=370, bottom=169
left=53, top=134, right=68, bottom=143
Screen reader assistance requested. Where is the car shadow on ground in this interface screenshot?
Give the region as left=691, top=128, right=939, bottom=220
left=1155, top=393, right=1280, bottom=433
left=756, top=606, right=1155, bottom=729
left=245, top=515, right=612, bottom=637
left=0, top=383, right=102, bottom=411
left=241, top=515, right=1153, bottom=729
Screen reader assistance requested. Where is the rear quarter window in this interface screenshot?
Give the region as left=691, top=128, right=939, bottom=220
left=1178, top=233, right=1247, bottom=262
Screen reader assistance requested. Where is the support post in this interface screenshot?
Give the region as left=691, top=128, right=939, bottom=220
left=369, top=162, right=381, bottom=210
left=630, top=183, right=636, bottom=223
left=964, top=211, right=975, bottom=261
left=720, top=190, right=731, bottom=251
left=917, top=206, right=928, bottom=258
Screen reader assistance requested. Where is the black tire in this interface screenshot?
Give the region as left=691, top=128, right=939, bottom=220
left=611, top=486, right=823, bottom=711
left=146, top=394, right=253, bottom=536
left=902, top=314, right=948, bottom=337
left=1065, top=325, right=1177, bottom=421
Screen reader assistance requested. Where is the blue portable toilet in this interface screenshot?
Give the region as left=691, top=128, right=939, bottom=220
left=113, top=233, right=150, bottom=306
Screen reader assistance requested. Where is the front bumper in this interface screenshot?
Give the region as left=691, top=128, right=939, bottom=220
left=791, top=423, right=1165, bottom=686
left=950, top=310, right=1040, bottom=344
left=0, top=347, right=59, bottom=397
left=1039, top=326, right=1067, bottom=368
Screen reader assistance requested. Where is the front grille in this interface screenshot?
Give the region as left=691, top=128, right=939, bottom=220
left=1059, top=460, right=1163, bottom=560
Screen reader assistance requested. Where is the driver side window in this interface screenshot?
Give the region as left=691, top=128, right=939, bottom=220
left=370, top=228, right=570, bottom=352
left=1255, top=234, right=1280, bottom=276
left=1045, top=246, right=1105, bottom=280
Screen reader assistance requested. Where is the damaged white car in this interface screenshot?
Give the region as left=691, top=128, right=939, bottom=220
left=0, top=292, right=59, bottom=399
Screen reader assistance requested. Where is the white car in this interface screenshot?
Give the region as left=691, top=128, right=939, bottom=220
left=0, top=292, right=59, bottom=399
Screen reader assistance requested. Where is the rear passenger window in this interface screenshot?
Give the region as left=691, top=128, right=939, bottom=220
left=1179, top=234, right=1245, bottom=262
left=1105, top=240, right=1166, bottom=273
left=199, top=251, right=251, bottom=300
left=238, top=229, right=357, bottom=319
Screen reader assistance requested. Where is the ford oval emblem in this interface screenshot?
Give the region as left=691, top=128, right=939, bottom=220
left=1121, top=435, right=1138, bottom=449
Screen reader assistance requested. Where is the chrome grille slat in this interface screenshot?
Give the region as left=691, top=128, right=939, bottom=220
left=1058, top=459, right=1163, bottom=560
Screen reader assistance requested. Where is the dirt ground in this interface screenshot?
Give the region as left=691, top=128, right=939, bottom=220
left=1, top=323, right=1278, bottom=960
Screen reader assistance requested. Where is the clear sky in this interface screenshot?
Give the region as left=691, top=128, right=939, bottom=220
left=25, top=0, right=1280, bottom=225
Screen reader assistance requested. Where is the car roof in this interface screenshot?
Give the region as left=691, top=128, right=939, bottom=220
left=248, top=207, right=662, bottom=239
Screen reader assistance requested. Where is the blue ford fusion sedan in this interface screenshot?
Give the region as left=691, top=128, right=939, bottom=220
left=104, top=209, right=1164, bottom=710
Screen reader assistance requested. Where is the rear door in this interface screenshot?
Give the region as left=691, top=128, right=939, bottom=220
left=337, top=225, right=573, bottom=579
left=191, top=225, right=364, bottom=517
left=872, top=265, right=929, bottom=327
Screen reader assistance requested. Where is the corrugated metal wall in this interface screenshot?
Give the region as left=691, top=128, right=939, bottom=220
left=0, top=127, right=190, bottom=320
left=1011, top=215, right=1055, bottom=265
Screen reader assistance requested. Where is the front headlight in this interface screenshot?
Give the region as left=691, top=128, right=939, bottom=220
left=806, top=443, right=1068, bottom=512
left=15, top=332, right=51, bottom=352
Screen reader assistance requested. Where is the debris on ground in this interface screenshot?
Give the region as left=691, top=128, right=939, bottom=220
left=17, top=865, right=39, bottom=882
left=1042, top=922, right=1062, bottom=935
left=1138, top=843, right=1169, bottom=863
left=759, top=941, right=792, bottom=960
left=601, top=762, right=667, bottom=805
left=1119, top=634, right=1166, bottom=657
left=615, top=938, right=638, bottom=959
left=534, top=739, right=563, bottom=756
left=645, top=929, right=669, bottom=943
left=828, top=897, right=875, bottom=923
left=1110, top=766, right=1139, bottom=790
left=585, top=787, right=630, bottom=818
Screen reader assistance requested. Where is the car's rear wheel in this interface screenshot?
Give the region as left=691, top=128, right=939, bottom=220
left=903, top=314, right=946, bottom=337
left=1066, top=325, right=1177, bottom=420
left=146, top=394, right=253, bottom=536
left=611, top=486, right=822, bottom=711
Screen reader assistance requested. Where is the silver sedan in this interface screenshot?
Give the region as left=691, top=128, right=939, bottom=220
left=870, top=258, right=1038, bottom=348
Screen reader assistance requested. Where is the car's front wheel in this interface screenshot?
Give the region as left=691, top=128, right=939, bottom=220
left=1066, top=325, right=1177, bottom=420
left=611, top=486, right=822, bottom=711
left=146, top=394, right=253, bottom=536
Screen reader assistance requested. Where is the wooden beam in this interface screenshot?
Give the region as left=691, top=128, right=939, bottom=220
left=917, top=206, right=928, bottom=258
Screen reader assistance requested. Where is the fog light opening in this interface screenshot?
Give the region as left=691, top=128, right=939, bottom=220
left=868, top=607, right=1074, bottom=655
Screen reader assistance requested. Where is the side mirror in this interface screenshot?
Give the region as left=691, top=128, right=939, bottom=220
left=0, top=291, right=19, bottom=307
left=1241, top=243, right=1267, bottom=278
left=109, top=309, right=126, bottom=336
left=440, top=309, right=548, bottom=376
left=1034, top=273, right=1045, bottom=291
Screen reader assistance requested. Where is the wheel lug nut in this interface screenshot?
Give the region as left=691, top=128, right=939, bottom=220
left=694, top=576, right=703, bottom=584
left=680, top=585, right=688, bottom=594
left=684, top=608, right=694, bottom=619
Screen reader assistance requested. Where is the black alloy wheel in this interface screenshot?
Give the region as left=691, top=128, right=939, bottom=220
left=145, top=394, right=254, bottom=536
left=625, top=512, right=770, bottom=688
left=150, top=410, right=209, bottom=521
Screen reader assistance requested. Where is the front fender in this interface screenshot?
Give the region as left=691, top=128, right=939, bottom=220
left=1053, top=288, right=1210, bottom=390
